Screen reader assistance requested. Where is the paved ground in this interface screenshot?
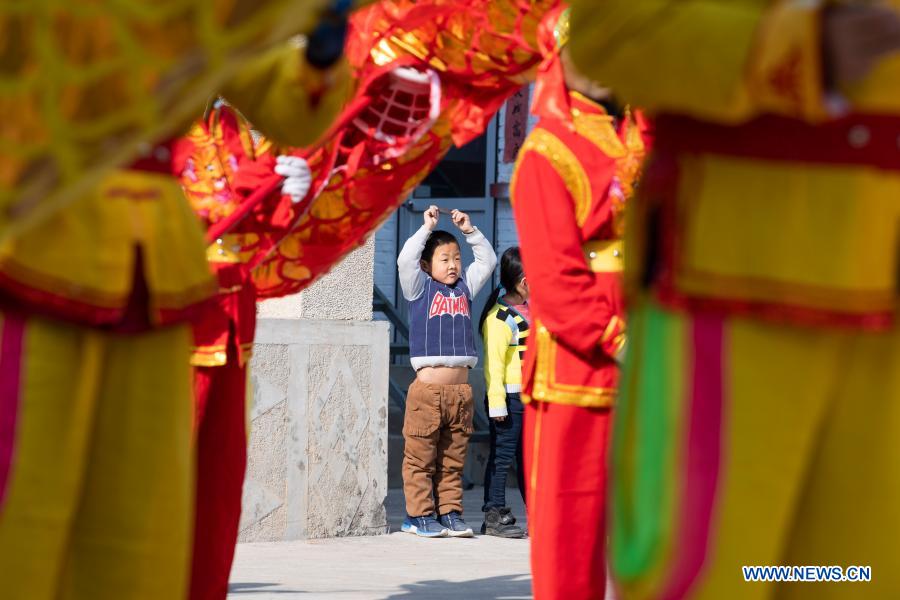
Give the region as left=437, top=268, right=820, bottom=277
left=228, top=487, right=533, bottom=600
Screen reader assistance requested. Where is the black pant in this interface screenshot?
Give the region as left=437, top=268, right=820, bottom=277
left=482, top=393, right=526, bottom=510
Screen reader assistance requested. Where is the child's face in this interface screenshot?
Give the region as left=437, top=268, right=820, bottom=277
left=516, top=277, right=530, bottom=302
left=423, top=242, right=462, bottom=285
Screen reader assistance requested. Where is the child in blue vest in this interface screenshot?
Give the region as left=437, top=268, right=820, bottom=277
left=397, top=205, right=497, bottom=537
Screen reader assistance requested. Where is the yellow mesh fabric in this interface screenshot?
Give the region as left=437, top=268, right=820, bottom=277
left=0, top=0, right=332, bottom=241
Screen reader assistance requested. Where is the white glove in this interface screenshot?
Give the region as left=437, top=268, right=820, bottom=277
left=274, top=155, right=312, bottom=204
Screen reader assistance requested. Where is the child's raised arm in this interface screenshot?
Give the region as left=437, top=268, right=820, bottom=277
left=451, top=209, right=497, bottom=296
left=397, top=205, right=439, bottom=301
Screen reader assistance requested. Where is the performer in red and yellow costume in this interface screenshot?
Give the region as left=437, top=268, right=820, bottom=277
left=510, top=7, right=648, bottom=599
left=568, top=1, right=900, bottom=599
left=175, top=104, right=316, bottom=600
left=0, top=3, right=359, bottom=599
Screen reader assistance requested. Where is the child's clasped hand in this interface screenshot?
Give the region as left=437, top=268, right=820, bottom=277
left=423, top=205, right=475, bottom=235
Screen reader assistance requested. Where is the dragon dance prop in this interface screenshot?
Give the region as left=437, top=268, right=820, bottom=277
left=202, top=92, right=375, bottom=244
left=207, top=0, right=560, bottom=300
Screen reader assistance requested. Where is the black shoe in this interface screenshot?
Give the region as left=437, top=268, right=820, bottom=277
left=498, top=507, right=517, bottom=524
left=482, top=507, right=525, bottom=538
left=480, top=506, right=518, bottom=530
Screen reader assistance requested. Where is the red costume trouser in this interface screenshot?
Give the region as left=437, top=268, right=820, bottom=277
left=189, top=358, right=248, bottom=600
left=524, top=400, right=613, bottom=600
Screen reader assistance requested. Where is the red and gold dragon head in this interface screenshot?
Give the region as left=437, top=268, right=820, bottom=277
left=250, top=0, right=560, bottom=299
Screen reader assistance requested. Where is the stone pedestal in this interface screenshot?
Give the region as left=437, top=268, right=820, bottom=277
left=240, top=238, right=388, bottom=541
left=239, top=318, right=390, bottom=541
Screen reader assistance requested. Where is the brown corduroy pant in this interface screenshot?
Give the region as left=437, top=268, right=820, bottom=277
left=402, top=379, right=474, bottom=517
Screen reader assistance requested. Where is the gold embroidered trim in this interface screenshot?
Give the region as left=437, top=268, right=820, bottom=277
left=190, top=350, right=228, bottom=367
left=191, top=341, right=254, bottom=368
left=519, top=129, right=592, bottom=227
left=583, top=239, right=624, bottom=273
left=612, top=332, right=627, bottom=356
left=571, top=98, right=647, bottom=237
left=206, top=233, right=260, bottom=265
left=572, top=108, right=627, bottom=160
left=532, top=319, right=617, bottom=407
left=623, top=106, right=647, bottom=155
left=600, top=315, right=621, bottom=344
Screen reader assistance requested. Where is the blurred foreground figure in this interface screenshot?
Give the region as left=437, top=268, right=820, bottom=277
left=511, top=7, right=649, bottom=599
left=569, top=2, right=900, bottom=599
left=0, top=3, right=356, bottom=599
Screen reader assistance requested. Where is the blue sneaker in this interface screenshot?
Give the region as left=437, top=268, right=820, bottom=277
left=438, top=511, right=474, bottom=538
left=401, top=514, right=449, bottom=538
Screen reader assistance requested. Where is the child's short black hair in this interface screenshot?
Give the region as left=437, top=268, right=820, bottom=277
left=422, top=230, right=460, bottom=265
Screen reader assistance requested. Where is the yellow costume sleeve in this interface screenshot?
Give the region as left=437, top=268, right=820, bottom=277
left=222, top=42, right=353, bottom=148
left=0, top=0, right=366, bottom=242
left=568, top=0, right=829, bottom=123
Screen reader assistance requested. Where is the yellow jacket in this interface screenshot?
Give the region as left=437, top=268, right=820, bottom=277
left=482, top=301, right=530, bottom=417
left=569, top=0, right=900, bottom=328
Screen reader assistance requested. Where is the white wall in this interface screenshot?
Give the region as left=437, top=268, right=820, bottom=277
left=259, top=237, right=375, bottom=321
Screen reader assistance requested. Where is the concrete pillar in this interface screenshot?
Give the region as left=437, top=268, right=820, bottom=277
left=240, top=239, right=390, bottom=541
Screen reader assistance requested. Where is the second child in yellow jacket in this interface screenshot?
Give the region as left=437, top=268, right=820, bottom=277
left=479, top=246, right=530, bottom=539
